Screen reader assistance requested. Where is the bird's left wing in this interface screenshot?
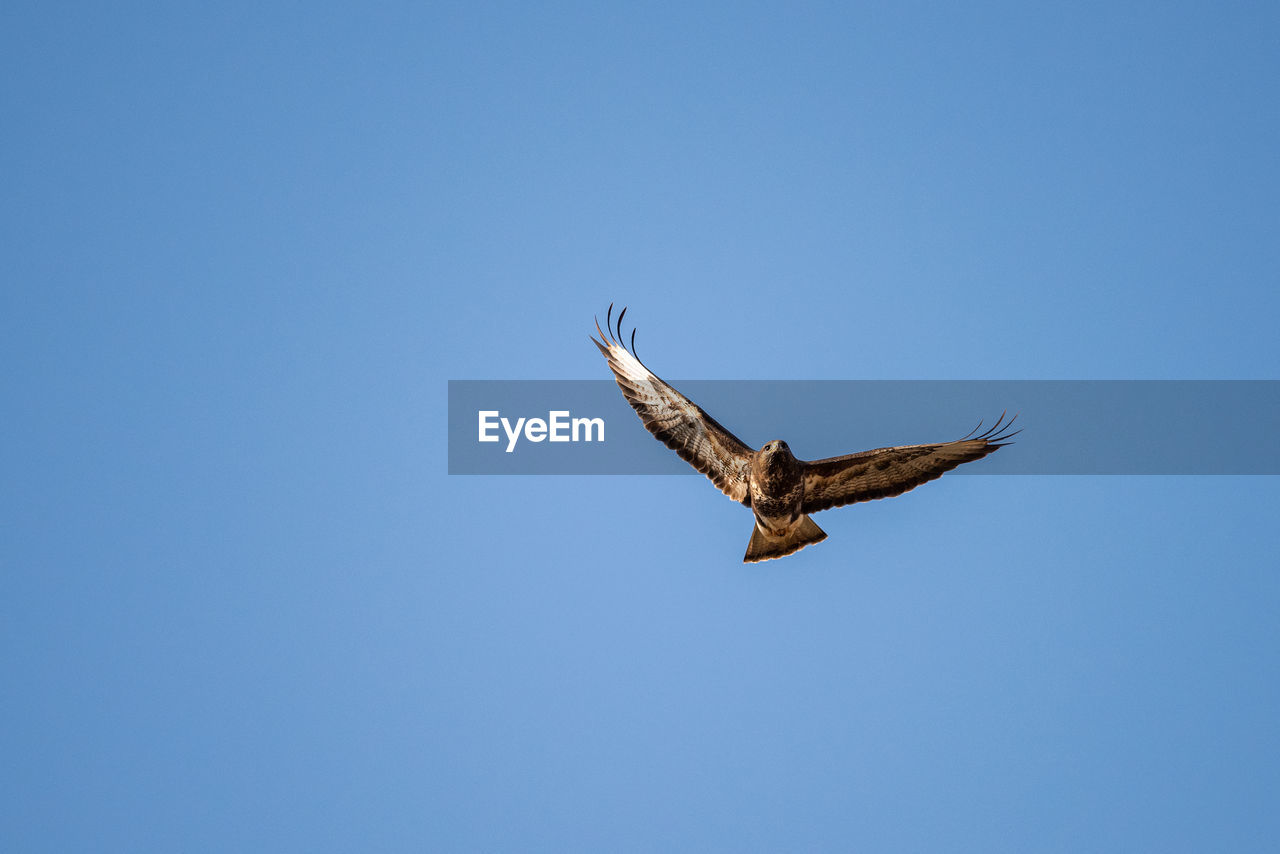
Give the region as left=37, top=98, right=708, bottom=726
left=592, top=306, right=754, bottom=505
left=801, top=415, right=1019, bottom=514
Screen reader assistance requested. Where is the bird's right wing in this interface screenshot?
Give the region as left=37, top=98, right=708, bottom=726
left=592, top=306, right=754, bottom=505
left=801, top=415, right=1019, bottom=514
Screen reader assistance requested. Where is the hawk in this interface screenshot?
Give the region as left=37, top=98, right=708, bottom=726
left=592, top=305, right=1019, bottom=562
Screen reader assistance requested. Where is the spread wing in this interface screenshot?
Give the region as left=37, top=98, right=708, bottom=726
left=592, top=305, right=754, bottom=504
left=801, top=414, right=1019, bottom=514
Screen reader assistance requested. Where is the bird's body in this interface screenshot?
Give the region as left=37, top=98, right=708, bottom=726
left=592, top=306, right=1018, bottom=562
left=750, top=442, right=804, bottom=531
left=745, top=441, right=826, bottom=560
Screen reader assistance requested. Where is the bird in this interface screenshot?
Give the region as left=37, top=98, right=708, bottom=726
left=591, top=305, right=1019, bottom=562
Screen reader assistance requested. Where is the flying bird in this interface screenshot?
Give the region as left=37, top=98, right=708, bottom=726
left=592, top=305, right=1019, bottom=562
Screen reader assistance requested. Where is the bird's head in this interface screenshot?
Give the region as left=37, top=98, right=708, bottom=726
left=761, top=440, right=795, bottom=462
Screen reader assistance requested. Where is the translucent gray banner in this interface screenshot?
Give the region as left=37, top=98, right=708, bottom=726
left=447, top=381, right=1279, bottom=475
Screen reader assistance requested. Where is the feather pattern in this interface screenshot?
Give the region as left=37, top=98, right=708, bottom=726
left=591, top=304, right=754, bottom=504
left=800, top=414, right=1020, bottom=513
left=591, top=306, right=1019, bottom=562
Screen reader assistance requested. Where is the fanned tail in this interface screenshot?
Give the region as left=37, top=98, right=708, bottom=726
left=744, top=516, right=827, bottom=563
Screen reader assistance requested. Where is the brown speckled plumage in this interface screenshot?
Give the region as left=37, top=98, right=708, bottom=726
left=592, top=306, right=1019, bottom=563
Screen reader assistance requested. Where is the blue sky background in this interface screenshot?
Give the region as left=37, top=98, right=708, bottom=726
left=3, top=2, right=1279, bottom=851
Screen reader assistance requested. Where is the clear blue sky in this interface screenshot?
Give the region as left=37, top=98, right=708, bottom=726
left=3, top=2, right=1279, bottom=851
